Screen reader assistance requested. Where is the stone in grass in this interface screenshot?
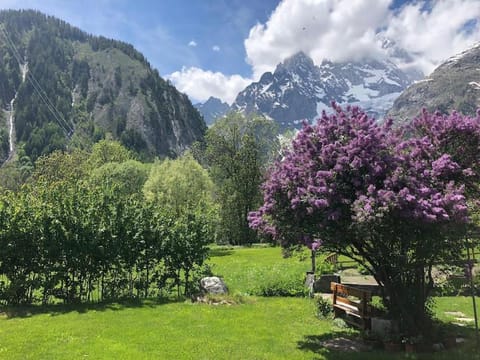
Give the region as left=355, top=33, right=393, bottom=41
left=313, top=275, right=340, bottom=293
left=200, top=276, right=228, bottom=295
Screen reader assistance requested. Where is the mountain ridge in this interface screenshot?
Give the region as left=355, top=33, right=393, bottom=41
left=231, top=51, right=422, bottom=131
left=387, top=42, right=480, bottom=124
left=194, top=96, right=229, bottom=126
left=0, top=9, right=206, bottom=162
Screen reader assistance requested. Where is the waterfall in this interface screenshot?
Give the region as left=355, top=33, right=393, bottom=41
left=8, top=97, right=14, bottom=153
left=6, top=62, right=27, bottom=159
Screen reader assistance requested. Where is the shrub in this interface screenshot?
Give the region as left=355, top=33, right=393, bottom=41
left=315, top=261, right=336, bottom=276
left=314, top=294, right=333, bottom=319
left=247, top=264, right=307, bottom=297
left=332, top=318, right=349, bottom=329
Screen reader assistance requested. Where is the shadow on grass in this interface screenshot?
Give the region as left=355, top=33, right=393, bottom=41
left=298, top=324, right=480, bottom=360
left=0, top=297, right=177, bottom=319
left=208, top=248, right=235, bottom=257
left=297, top=331, right=372, bottom=359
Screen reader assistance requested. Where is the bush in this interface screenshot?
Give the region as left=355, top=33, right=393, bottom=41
left=257, top=276, right=307, bottom=297
left=188, top=264, right=214, bottom=296
left=315, top=261, right=335, bottom=276
left=247, top=264, right=307, bottom=297
left=332, top=318, right=349, bottom=329
left=432, top=265, right=479, bottom=296
left=356, top=264, right=370, bottom=275
left=314, top=294, right=333, bottom=319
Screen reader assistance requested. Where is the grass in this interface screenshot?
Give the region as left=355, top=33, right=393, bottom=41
left=0, top=298, right=332, bottom=359
left=207, top=245, right=311, bottom=295
left=0, top=246, right=479, bottom=359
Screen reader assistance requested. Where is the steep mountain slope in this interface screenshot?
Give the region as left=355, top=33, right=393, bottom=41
left=0, top=10, right=206, bottom=162
left=194, top=97, right=229, bottom=126
left=387, top=43, right=480, bottom=125
left=231, top=52, right=421, bottom=131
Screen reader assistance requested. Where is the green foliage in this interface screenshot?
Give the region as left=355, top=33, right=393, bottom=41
left=255, top=270, right=307, bottom=297
left=332, top=317, right=349, bottom=329
left=0, top=147, right=211, bottom=305
left=87, top=139, right=132, bottom=167
left=356, top=263, right=371, bottom=275
left=143, top=153, right=216, bottom=217
left=208, top=246, right=310, bottom=297
left=201, top=112, right=279, bottom=245
left=314, top=295, right=333, bottom=319
left=315, top=261, right=336, bottom=276
left=0, top=9, right=205, bottom=163
left=89, top=160, right=148, bottom=196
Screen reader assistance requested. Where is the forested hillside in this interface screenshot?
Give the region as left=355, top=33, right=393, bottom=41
left=0, top=10, right=206, bottom=163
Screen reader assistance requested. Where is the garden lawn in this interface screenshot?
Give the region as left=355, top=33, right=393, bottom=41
left=1, top=296, right=479, bottom=359
left=207, top=245, right=312, bottom=294
left=0, top=246, right=479, bottom=359
left=0, top=297, right=333, bottom=360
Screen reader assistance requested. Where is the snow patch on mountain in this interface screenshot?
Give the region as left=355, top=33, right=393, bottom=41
left=231, top=52, right=422, bottom=131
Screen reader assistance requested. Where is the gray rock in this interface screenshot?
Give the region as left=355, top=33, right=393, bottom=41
left=200, top=276, right=228, bottom=295
left=313, top=274, right=341, bottom=293
left=371, top=317, right=398, bottom=338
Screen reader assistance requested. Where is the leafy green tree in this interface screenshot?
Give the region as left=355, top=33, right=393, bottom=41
left=203, top=112, right=278, bottom=245
left=143, top=153, right=216, bottom=217
left=87, top=140, right=132, bottom=168
left=90, top=160, right=149, bottom=196
left=162, top=211, right=211, bottom=297
left=143, top=154, right=215, bottom=294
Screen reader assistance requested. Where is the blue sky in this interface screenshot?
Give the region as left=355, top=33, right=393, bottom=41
left=0, top=0, right=279, bottom=76
left=0, top=0, right=479, bottom=104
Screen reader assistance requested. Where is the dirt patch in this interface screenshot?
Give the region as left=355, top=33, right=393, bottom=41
left=444, top=311, right=467, bottom=317
left=455, top=317, right=474, bottom=322
left=319, top=337, right=370, bottom=352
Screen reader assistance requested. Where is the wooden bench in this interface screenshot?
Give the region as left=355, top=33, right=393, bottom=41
left=324, top=253, right=338, bottom=267
left=330, top=282, right=372, bottom=330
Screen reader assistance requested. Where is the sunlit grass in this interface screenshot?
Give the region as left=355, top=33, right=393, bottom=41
left=207, top=245, right=311, bottom=294
left=0, top=246, right=478, bottom=359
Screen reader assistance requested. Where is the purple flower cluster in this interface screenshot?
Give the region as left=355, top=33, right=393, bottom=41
left=410, top=109, right=480, bottom=194
left=249, top=104, right=476, bottom=245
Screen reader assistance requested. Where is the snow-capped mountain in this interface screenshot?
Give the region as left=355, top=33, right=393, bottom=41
left=194, top=97, right=230, bottom=126
left=231, top=52, right=422, bottom=130
left=387, top=42, right=480, bottom=125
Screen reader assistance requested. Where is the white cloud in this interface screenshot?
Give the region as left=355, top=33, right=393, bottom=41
left=244, top=0, right=480, bottom=78
left=212, top=45, right=221, bottom=52
left=245, top=0, right=391, bottom=79
left=188, top=40, right=197, bottom=47
left=167, top=67, right=251, bottom=104
left=384, top=0, right=480, bottom=74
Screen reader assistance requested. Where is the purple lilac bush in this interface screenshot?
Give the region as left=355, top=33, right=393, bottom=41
left=249, top=104, right=480, bottom=336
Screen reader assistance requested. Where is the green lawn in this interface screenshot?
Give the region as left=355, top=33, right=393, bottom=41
left=0, top=246, right=478, bottom=359
left=207, top=245, right=311, bottom=294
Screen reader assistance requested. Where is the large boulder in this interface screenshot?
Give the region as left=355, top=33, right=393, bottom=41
left=200, top=276, right=228, bottom=295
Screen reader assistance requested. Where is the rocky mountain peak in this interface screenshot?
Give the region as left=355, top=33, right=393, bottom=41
left=194, top=96, right=229, bottom=126
left=232, top=51, right=421, bottom=131
left=276, top=51, right=316, bottom=74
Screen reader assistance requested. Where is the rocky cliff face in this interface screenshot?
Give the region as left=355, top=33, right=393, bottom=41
left=231, top=52, right=420, bottom=131
left=0, top=10, right=206, bottom=162
left=387, top=43, right=480, bottom=125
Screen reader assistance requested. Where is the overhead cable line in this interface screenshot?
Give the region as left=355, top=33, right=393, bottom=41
left=0, top=24, right=75, bottom=137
